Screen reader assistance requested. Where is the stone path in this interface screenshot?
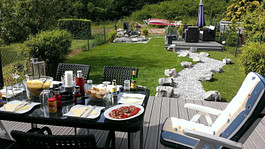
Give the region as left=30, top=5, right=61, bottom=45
left=172, top=51, right=225, bottom=100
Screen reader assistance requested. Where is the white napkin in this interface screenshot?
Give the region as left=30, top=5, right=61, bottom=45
left=119, top=93, right=145, bottom=105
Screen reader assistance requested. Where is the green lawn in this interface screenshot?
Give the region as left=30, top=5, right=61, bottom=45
left=66, top=37, right=192, bottom=96
left=201, top=46, right=245, bottom=102
left=70, top=40, right=87, bottom=51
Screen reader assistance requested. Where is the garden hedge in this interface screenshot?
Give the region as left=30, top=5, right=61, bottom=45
left=58, top=19, right=91, bottom=39
left=239, top=42, right=265, bottom=77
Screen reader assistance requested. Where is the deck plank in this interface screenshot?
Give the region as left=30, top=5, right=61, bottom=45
left=2, top=97, right=265, bottom=149
left=169, top=97, right=179, bottom=118
left=157, top=97, right=170, bottom=149
left=144, top=96, right=162, bottom=149
left=201, top=100, right=218, bottom=122
left=131, top=96, right=155, bottom=149
left=177, top=98, right=189, bottom=120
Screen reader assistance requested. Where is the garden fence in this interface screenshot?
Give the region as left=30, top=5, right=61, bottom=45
left=89, top=26, right=114, bottom=49
left=0, top=47, right=29, bottom=88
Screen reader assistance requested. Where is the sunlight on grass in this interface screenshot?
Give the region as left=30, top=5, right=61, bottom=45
left=201, top=49, right=245, bottom=102
left=67, top=38, right=192, bottom=95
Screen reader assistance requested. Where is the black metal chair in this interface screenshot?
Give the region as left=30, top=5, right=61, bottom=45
left=11, top=130, right=97, bottom=149
left=102, top=66, right=138, bottom=85
left=0, top=138, right=17, bottom=149
left=55, top=63, right=91, bottom=81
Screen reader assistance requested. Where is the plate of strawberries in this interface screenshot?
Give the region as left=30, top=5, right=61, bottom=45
left=104, top=104, right=144, bottom=121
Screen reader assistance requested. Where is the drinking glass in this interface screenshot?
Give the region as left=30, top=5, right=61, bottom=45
left=40, top=90, right=50, bottom=108
left=124, top=80, right=130, bottom=92
left=5, top=86, right=14, bottom=103
left=87, top=80, right=93, bottom=90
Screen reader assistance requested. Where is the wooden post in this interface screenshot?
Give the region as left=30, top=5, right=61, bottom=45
left=103, top=26, right=106, bottom=43
left=87, top=25, right=90, bottom=50
left=0, top=51, right=3, bottom=89
left=235, top=29, right=240, bottom=57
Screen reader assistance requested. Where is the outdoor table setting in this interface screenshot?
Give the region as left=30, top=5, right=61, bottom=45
left=0, top=62, right=150, bottom=149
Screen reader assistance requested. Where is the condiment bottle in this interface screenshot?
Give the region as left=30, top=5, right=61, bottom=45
left=0, top=92, right=3, bottom=107
left=131, top=70, right=137, bottom=91
left=48, top=97, right=57, bottom=113
left=74, top=86, right=82, bottom=104
left=54, top=88, right=62, bottom=108
left=111, top=80, right=117, bottom=105
left=76, top=70, right=85, bottom=96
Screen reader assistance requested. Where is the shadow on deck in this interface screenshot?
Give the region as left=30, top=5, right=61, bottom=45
left=3, top=96, right=264, bottom=149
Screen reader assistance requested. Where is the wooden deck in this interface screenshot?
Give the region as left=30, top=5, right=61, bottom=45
left=165, top=40, right=224, bottom=51
left=2, top=96, right=265, bottom=149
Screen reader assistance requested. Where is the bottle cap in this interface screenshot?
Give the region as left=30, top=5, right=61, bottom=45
left=112, top=80, right=116, bottom=85
left=48, top=97, right=56, bottom=102
left=75, top=86, right=80, bottom=89
left=132, top=70, right=136, bottom=75
left=77, top=70, right=82, bottom=78
left=54, top=88, right=59, bottom=91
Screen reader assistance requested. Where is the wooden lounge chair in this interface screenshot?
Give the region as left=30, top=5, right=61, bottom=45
left=161, top=72, right=265, bottom=149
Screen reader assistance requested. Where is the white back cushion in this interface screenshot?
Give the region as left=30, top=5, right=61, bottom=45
left=212, top=72, right=261, bottom=135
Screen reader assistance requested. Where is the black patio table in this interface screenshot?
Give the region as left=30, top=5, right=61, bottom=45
left=0, top=88, right=150, bottom=149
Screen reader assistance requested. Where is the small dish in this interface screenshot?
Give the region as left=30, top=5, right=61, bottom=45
left=0, top=100, right=40, bottom=114
left=63, top=105, right=104, bottom=119
left=104, top=104, right=144, bottom=121
left=118, top=93, right=145, bottom=105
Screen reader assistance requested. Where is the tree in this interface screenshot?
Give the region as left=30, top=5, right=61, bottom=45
left=0, top=0, right=71, bottom=44
left=241, top=0, right=265, bottom=42
left=224, top=0, right=261, bottom=21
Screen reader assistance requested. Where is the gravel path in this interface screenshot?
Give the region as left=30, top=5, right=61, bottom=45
left=173, top=51, right=225, bottom=100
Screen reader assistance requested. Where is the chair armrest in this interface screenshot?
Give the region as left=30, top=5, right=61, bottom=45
left=183, top=128, right=243, bottom=149
left=184, top=103, right=222, bottom=116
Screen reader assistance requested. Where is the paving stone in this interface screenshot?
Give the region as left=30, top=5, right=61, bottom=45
left=155, top=86, right=173, bottom=97
left=181, top=61, right=193, bottom=68
left=203, top=91, right=221, bottom=101
left=164, top=69, right=177, bottom=78
left=158, top=78, right=174, bottom=86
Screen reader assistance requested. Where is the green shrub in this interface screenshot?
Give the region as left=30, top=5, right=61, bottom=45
left=58, top=19, right=91, bottom=39
left=242, top=2, right=265, bottom=42
left=239, top=42, right=265, bottom=77
left=224, top=24, right=239, bottom=46
left=177, top=25, right=183, bottom=36
left=142, top=28, right=149, bottom=36
left=25, top=30, right=72, bottom=77
left=108, top=30, right=117, bottom=42
left=92, top=34, right=106, bottom=47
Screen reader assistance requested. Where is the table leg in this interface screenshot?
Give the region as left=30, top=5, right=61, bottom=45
left=31, top=123, right=37, bottom=129
left=105, top=130, right=115, bottom=149
left=128, top=132, right=134, bottom=149
left=74, top=127, right=77, bottom=135
left=140, top=126, right=143, bottom=149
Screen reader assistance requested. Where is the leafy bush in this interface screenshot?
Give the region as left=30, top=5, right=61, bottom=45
left=130, top=0, right=229, bottom=21
left=0, top=0, right=71, bottom=44
left=177, top=25, right=183, bottom=36
left=58, top=19, right=91, bottom=39
left=92, top=34, right=106, bottom=47
left=239, top=42, right=265, bottom=77
left=224, top=24, right=239, bottom=46
left=25, top=30, right=72, bottom=77
left=242, top=1, right=265, bottom=42
left=108, top=30, right=117, bottom=42
left=142, top=28, right=149, bottom=36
